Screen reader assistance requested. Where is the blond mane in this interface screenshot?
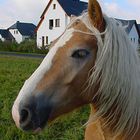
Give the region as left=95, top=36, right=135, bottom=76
left=69, top=12, right=140, bottom=138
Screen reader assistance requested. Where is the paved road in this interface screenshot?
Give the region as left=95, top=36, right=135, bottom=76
left=0, top=51, right=46, bottom=58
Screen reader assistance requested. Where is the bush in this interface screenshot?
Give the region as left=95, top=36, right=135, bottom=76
left=0, top=40, right=49, bottom=54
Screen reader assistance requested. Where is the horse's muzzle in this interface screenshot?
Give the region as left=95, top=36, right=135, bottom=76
left=15, top=95, right=52, bottom=132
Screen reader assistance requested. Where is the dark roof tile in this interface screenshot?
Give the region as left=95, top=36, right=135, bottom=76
left=138, top=24, right=140, bottom=32
left=116, top=19, right=137, bottom=34
left=58, top=0, right=88, bottom=16
left=0, top=29, right=14, bottom=40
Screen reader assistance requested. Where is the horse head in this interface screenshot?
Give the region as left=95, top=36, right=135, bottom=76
left=12, top=0, right=105, bottom=132
left=12, top=0, right=140, bottom=139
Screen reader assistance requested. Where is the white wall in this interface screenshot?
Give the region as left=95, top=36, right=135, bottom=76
left=0, top=34, right=5, bottom=42
left=37, top=0, right=70, bottom=47
left=129, top=25, right=139, bottom=49
left=9, top=29, right=23, bottom=44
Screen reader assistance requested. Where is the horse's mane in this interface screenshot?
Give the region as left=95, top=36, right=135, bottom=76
left=69, top=12, right=140, bottom=138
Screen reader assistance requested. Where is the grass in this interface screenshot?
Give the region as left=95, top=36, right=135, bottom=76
left=0, top=55, right=89, bottom=140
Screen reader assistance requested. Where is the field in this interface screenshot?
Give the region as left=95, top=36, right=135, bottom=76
left=0, top=55, right=89, bottom=140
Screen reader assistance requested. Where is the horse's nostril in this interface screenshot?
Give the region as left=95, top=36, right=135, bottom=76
left=20, top=108, right=31, bottom=124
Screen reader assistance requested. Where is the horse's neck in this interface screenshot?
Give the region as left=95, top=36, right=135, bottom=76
left=84, top=104, right=123, bottom=140
left=85, top=104, right=140, bottom=140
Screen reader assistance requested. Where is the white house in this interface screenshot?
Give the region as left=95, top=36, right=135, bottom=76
left=8, top=21, right=36, bottom=44
left=129, top=23, right=139, bottom=48
left=36, top=0, right=88, bottom=47
left=36, top=0, right=139, bottom=48
left=116, top=19, right=140, bottom=49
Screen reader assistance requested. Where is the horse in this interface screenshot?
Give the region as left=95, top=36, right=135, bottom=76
left=12, top=0, right=140, bottom=139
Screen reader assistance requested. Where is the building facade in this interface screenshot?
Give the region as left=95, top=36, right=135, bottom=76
left=117, top=19, right=140, bottom=49
left=36, top=0, right=87, bottom=47
left=9, top=21, right=36, bottom=44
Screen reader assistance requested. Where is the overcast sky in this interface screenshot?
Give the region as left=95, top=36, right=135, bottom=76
left=0, top=0, right=140, bottom=29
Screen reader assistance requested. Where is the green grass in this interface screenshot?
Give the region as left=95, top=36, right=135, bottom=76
left=0, top=55, right=89, bottom=140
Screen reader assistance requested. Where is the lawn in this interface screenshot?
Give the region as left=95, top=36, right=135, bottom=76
left=0, top=55, right=89, bottom=140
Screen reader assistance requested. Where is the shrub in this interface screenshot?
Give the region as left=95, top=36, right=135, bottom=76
left=0, top=40, right=49, bottom=54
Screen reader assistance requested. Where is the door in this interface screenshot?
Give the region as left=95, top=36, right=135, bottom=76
left=42, top=36, right=45, bottom=47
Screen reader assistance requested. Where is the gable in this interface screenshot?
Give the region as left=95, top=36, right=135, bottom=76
left=40, top=0, right=87, bottom=18
left=129, top=24, right=139, bottom=38
left=36, top=0, right=65, bottom=32
left=116, top=19, right=140, bottom=38
left=117, top=19, right=135, bottom=34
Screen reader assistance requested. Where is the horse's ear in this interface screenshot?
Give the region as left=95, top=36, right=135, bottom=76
left=88, top=0, right=105, bottom=32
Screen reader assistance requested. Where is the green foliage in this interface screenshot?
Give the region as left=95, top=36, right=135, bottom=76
left=0, top=40, right=49, bottom=54
left=0, top=55, right=89, bottom=140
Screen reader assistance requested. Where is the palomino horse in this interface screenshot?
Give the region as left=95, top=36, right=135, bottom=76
left=12, top=0, right=140, bottom=139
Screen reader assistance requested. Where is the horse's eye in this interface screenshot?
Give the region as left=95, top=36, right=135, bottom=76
left=72, top=49, right=90, bottom=59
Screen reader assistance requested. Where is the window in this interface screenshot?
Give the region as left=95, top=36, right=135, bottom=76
left=42, top=36, right=45, bottom=47
left=49, top=19, right=54, bottom=29
left=46, top=36, right=48, bottom=44
left=14, top=30, right=18, bottom=34
left=25, top=38, right=29, bottom=41
left=134, top=38, right=135, bottom=43
left=53, top=4, right=56, bottom=9
left=55, top=19, right=60, bottom=27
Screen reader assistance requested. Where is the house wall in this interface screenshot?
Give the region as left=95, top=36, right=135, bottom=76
left=0, top=34, right=5, bottom=42
left=129, top=25, right=139, bottom=49
left=37, top=0, right=70, bottom=47
left=9, top=29, right=23, bottom=44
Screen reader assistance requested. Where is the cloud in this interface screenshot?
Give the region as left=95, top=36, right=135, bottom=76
left=127, top=0, right=140, bottom=7
left=0, top=0, right=140, bottom=29
left=81, top=0, right=140, bottom=23
left=98, top=0, right=140, bottom=23
left=0, top=0, right=49, bottom=29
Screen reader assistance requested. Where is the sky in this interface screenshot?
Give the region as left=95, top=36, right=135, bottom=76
left=0, top=0, right=140, bottom=29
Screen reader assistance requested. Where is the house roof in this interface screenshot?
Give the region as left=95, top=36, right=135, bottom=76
left=0, top=29, right=14, bottom=40
left=138, top=24, right=140, bottom=33
left=9, top=21, right=36, bottom=36
left=138, top=24, right=140, bottom=28
left=57, top=0, right=87, bottom=16
left=41, top=0, right=87, bottom=18
left=116, top=19, right=140, bottom=38
left=116, top=19, right=137, bottom=34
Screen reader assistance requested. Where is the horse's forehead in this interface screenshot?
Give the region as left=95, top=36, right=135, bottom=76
left=70, top=19, right=89, bottom=32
